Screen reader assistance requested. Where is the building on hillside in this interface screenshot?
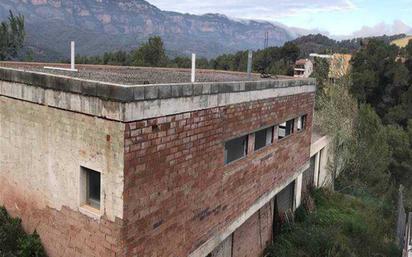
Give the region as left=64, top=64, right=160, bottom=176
left=328, top=54, right=352, bottom=82
left=309, top=53, right=352, bottom=83
left=0, top=62, right=331, bottom=257
left=294, top=59, right=313, bottom=78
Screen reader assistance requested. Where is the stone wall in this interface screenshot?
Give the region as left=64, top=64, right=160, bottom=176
left=0, top=96, right=125, bottom=256
left=123, top=92, right=315, bottom=257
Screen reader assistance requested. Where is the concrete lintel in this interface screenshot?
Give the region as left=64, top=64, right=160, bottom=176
left=188, top=161, right=310, bottom=257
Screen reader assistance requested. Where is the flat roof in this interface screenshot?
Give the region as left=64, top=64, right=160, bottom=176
left=0, top=62, right=296, bottom=85
left=0, top=62, right=316, bottom=103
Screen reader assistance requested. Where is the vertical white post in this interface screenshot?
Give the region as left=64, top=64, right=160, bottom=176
left=191, top=53, right=196, bottom=83
left=294, top=174, right=303, bottom=209
left=247, top=50, right=253, bottom=79
left=71, top=41, right=75, bottom=71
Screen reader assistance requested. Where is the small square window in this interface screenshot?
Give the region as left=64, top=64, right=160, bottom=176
left=278, top=119, right=294, bottom=139
left=254, top=127, right=273, bottom=150
left=82, top=167, right=101, bottom=210
left=297, top=115, right=307, bottom=132
left=224, top=135, right=248, bottom=164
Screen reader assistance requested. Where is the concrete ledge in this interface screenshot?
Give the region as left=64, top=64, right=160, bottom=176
left=0, top=67, right=316, bottom=103
left=311, top=135, right=330, bottom=157
left=1, top=78, right=316, bottom=122
left=188, top=161, right=310, bottom=257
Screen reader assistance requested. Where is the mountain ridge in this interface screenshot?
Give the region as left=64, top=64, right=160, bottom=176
left=0, top=0, right=297, bottom=60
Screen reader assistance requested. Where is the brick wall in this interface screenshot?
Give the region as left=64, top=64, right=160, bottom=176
left=0, top=180, right=125, bottom=257
left=123, top=92, right=315, bottom=257
left=232, top=199, right=274, bottom=257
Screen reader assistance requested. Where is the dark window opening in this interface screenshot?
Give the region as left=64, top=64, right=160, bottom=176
left=278, top=119, right=294, bottom=139
left=273, top=181, right=295, bottom=238
left=254, top=127, right=273, bottom=150
left=84, top=168, right=101, bottom=209
left=297, top=115, right=307, bottom=132
left=225, top=135, right=248, bottom=164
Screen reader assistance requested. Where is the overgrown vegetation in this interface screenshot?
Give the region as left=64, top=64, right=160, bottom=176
left=0, top=207, right=46, bottom=257
left=0, top=11, right=25, bottom=61
left=276, top=36, right=412, bottom=256
left=265, top=189, right=400, bottom=257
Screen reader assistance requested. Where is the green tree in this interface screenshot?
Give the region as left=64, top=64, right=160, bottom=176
left=311, top=57, right=329, bottom=95
left=0, top=11, right=25, bottom=60
left=132, top=36, right=168, bottom=67
left=344, top=105, right=391, bottom=196
left=350, top=39, right=409, bottom=118
left=315, top=77, right=358, bottom=189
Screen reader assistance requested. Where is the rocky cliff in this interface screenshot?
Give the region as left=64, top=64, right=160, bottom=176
left=0, top=0, right=296, bottom=60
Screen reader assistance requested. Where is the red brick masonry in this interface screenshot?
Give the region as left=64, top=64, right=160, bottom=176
left=123, top=92, right=315, bottom=256
left=0, top=177, right=125, bottom=257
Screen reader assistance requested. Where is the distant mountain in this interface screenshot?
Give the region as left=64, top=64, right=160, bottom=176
left=0, top=0, right=297, bottom=61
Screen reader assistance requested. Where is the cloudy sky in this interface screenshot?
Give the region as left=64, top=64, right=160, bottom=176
left=147, top=0, right=412, bottom=37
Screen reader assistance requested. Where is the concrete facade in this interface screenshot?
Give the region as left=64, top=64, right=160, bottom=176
left=0, top=96, right=125, bottom=256
left=310, top=133, right=332, bottom=188
left=0, top=64, right=317, bottom=257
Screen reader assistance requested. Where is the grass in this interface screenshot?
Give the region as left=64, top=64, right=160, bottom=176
left=265, top=189, right=401, bottom=257
left=391, top=36, right=412, bottom=48
left=0, top=207, right=46, bottom=257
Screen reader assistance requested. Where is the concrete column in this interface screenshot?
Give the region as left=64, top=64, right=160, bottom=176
left=294, top=174, right=303, bottom=209
left=71, top=41, right=75, bottom=71
left=247, top=50, right=253, bottom=79
left=272, top=126, right=279, bottom=144
left=191, top=53, right=196, bottom=83
left=313, top=152, right=320, bottom=188
left=248, top=133, right=255, bottom=154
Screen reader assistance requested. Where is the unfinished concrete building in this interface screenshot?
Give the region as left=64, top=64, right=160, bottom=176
left=293, top=59, right=313, bottom=78
left=0, top=62, right=327, bottom=257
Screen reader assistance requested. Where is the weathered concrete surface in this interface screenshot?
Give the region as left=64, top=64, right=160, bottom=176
left=0, top=66, right=316, bottom=102
left=0, top=62, right=316, bottom=86
left=0, top=181, right=125, bottom=257
left=310, top=134, right=332, bottom=187
left=0, top=96, right=125, bottom=221
left=0, top=78, right=316, bottom=122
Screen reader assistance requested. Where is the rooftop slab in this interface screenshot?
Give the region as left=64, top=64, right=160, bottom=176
left=1, top=62, right=286, bottom=85
left=0, top=62, right=316, bottom=103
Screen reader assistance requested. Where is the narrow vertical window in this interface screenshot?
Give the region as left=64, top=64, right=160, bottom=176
left=224, top=135, right=248, bottom=164
left=82, top=167, right=101, bottom=210
left=297, top=115, right=307, bottom=132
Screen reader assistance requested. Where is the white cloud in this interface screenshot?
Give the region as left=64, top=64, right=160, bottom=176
left=351, top=20, right=412, bottom=37
left=148, top=0, right=356, bottom=20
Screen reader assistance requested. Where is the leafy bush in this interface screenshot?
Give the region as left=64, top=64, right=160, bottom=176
left=265, top=189, right=400, bottom=257
left=0, top=207, right=46, bottom=257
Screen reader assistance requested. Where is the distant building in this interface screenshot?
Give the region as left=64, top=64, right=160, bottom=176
left=328, top=54, right=352, bottom=81
left=309, top=53, right=332, bottom=59
left=294, top=59, right=313, bottom=78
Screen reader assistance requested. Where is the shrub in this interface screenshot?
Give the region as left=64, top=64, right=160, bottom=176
left=0, top=207, right=46, bottom=257
left=265, top=189, right=401, bottom=257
